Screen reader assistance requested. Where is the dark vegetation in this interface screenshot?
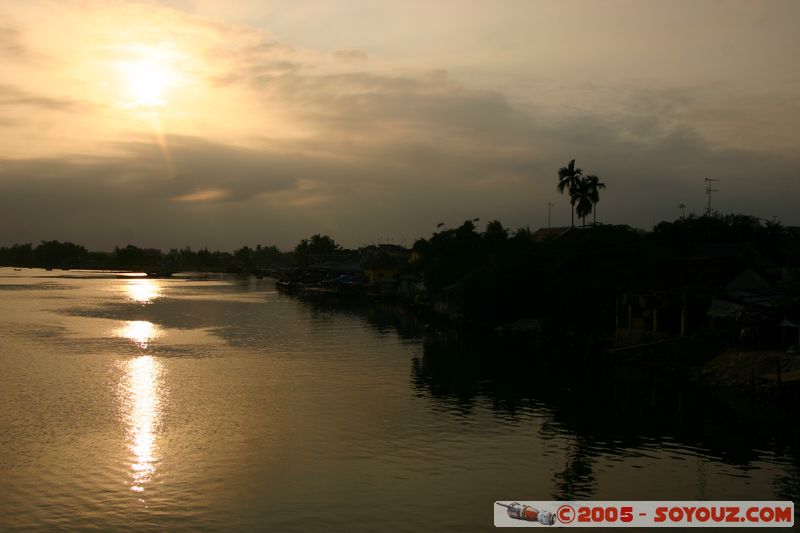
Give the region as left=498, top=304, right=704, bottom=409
left=0, top=231, right=356, bottom=273
left=423, top=222, right=660, bottom=332
left=0, top=241, right=289, bottom=273
left=410, top=213, right=800, bottom=336
left=3, top=215, right=798, bottom=335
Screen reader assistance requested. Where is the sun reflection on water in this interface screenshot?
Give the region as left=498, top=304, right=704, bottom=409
left=125, top=278, right=162, bottom=304
left=117, top=320, right=161, bottom=349
left=127, top=355, right=161, bottom=494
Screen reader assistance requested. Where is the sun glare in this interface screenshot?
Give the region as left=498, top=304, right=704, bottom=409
left=117, top=320, right=161, bottom=349
left=126, top=355, right=161, bottom=494
left=116, top=44, right=181, bottom=108
left=125, top=59, right=170, bottom=106
left=124, top=278, right=162, bottom=304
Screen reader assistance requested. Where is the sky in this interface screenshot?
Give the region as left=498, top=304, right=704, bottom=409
left=1, top=0, right=799, bottom=251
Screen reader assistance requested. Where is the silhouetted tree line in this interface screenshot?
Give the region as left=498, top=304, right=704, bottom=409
left=0, top=241, right=292, bottom=272
left=0, top=235, right=352, bottom=272
left=0, top=240, right=89, bottom=268
left=651, top=212, right=793, bottom=262
left=3, top=213, right=798, bottom=335
left=294, top=234, right=342, bottom=266
left=166, top=244, right=289, bottom=272
left=412, top=219, right=535, bottom=291
left=410, top=213, right=800, bottom=335
left=411, top=221, right=657, bottom=333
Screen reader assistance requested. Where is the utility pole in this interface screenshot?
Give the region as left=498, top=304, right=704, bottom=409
left=546, top=202, right=555, bottom=231
left=704, top=178, right=719, bottom=216
left=678, top=203, right=686, bottom=218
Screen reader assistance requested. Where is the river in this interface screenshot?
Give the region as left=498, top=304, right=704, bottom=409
left=0, top=268, right=797, bottom=530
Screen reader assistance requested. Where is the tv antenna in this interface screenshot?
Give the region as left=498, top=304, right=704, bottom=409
left=546, top=202, right=555, bottom=231
left=704, top=178, right=719, bottom=216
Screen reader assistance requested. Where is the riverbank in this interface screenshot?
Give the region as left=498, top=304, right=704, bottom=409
left=285, top=283, right=798, bottom=414
left=599, top=328, right=800, bottom=412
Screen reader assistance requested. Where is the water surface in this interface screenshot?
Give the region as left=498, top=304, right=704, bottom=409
left=0, top=268, right=797, bottom=530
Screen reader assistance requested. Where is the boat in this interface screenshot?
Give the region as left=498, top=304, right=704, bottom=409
left=275, top=279, right=302, bottom=293
left=146, top=271, right=174, bottom=278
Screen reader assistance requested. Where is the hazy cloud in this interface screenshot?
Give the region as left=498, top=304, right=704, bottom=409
left=2, top=104, right=798, bottom=251
left=0, top=21, right=52, bottom=64
left=0, top=24, right=28, bottom=59
left=173, top=188, right=231, bottom=203
left=0, top=84, right=86, bottom=111
left=332, top=49, right=368, bottom=63
left=0, top=1, right=798, bottom=250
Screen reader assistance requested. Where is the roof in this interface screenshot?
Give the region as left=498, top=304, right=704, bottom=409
left=361, top=252, right=402, bottom=270
left=785, top=226, right=800, bottom=236
left=723, top=267, right=782, bottom=307
left=378, top=244, right=410, bottom=255
left=708, top=298, right=745, bottom=318
left=692, top=242, right=772, bottom=268
left=625, top=258, right=745, bottom=293
left=309, top=261, right=362, bottom=273
left=532, top=226, right=571, bottom=243
left=360, top=244, right=410, bottom=269
left=725, top=267, right=773, bottom=292
left=780, top=316, right=800, bottom=328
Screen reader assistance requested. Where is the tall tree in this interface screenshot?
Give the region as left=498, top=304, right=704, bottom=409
left=574, top=178, right=594, bottom=228
left=557, top=159, right=583, bottom=228
left=584, top=174, right=606, bottom=224
left=294, top=234, right=340, bottom=266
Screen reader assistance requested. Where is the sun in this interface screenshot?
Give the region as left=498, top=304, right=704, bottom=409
left=124, top=59, right=170, bottom=106
left=116, top=45, right=180, bottom=108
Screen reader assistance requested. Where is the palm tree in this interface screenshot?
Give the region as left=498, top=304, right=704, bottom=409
left=557, top=159, right=583, bottom=227
left=574, top=178, right=594, bottom=228
left=584, top=174, right=606, bottom=224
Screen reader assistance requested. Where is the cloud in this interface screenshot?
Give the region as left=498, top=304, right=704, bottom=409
left=0, top=22, right=52, bottom=64
left=2, top=101, right=798, bottom=251
left=0, top=84, right=87, bottom=111
left=173, top=188, right=231, bottom=203
left=0, top=135, right=300, bottom=201
left=332, top=49, right=368, bottom=62
left=0, top=1, right=798, bottom=250
left=0, top=24, right=29, bottom=60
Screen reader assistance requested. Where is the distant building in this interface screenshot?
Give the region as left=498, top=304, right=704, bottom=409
left=531, top=226, right=571, bottom=243
left=359, top=245, right=411, bottom=286
left=691, top=242, right=771, bottom=269
left=616, top=243, right=785, bottom=347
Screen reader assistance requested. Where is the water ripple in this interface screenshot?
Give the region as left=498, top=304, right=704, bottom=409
left=1, top=269, right=798, bottom=530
